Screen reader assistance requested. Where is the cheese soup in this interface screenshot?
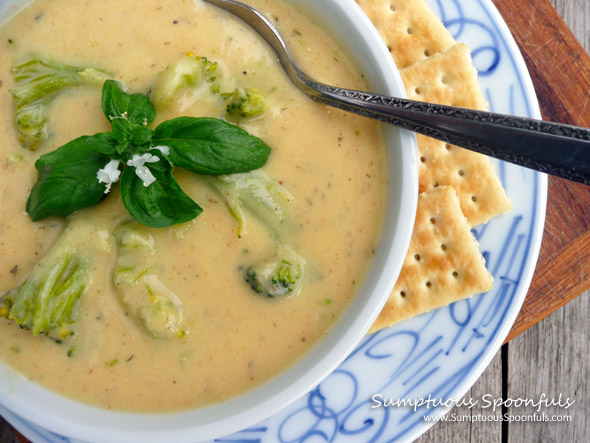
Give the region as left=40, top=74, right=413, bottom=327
left=0, top=0, right=388, bottom=411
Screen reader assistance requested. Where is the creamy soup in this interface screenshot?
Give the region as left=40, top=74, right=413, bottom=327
left=0, top=0, right=387, bottom=411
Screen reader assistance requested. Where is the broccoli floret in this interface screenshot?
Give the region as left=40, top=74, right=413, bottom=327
left=138, top=275, right=186, bottom=339
left=225, top=87, right=268, bottom=119
left=150, top=53, right=221, bottom=106
left=151, top=54, right=269, bottom=119
left=113, top=222, right=186, bottom=339
left=207, top=172, right=306, bottom=298
left=14, top=102, right=47, bottom=151
left=244, top=244, right=305, bottom=297
left=0, top=224, right=93, bottom=342
left=206, top=170, right=293, bottom=238
left=9, top=56, right=110, bottom=150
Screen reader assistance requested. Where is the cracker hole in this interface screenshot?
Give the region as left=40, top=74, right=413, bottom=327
left=424, top=49, right=430, bottom=57
left=407, top=27, right=413, bottom=35
left=400, top=290, right=406, bottom=298
left=414, top=253, right=421, bottom=261
left=452, top=271, right=459, bottom=278
left=415, top=87, right=421, bottom=94
left=425, top=281, right=432, bottom=288
left=432, top=182, right=439, bottom=188
left=441, top=243, right=447, bottom=251
left=471, top=195, right=477, bottom=202
left=420, top=156, right=426, bottom=163
left=441, top=76, right=448, bottom=84
left=429, top=217, right=436, bottom=224
left=387, top=45, right=392, bottom=53
left=390, top=4, right=396, bottom=12
left=445, top=143, right=451, bottom=150
left=458, top=169, right=465, bottom=176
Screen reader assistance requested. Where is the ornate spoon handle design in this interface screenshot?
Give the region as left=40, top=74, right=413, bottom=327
left=305, top=82, right=590, bottom=184
left=205, top=0, right=590, bottom=184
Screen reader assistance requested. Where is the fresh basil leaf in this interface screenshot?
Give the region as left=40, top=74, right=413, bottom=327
left=110, top=117, right=131, bottom=143
left=131, top=124, right=153, bottom=147
left=84, top=132, right=119, bottom=157
left=101, top=80, right=156, bottom=126
left=120, top=159, right=202, bottom=228
left=109, top=114, right=154, bottom=156
left=26, top=136, right=111, bottom=221
left=153, top=117, right=270, bottom=175
left=101, top=80, right=130, bottom=121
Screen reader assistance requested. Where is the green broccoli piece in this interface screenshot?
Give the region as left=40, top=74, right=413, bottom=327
left=137, top=275, right=186, bottom=339
left=14, top=102, right=47, bottom=151
left=225, top=87, right=268, bottom=119
left=9, top=55, right=110, bottom=150
left=207, top=171, right=307, bottom=297
left=113, top=222, right=186, bottom=339
left=0, top=224, right=94, bottom=342
left=244, top=244, right=305, bottom=298
left=150, top=53, right=221, bottom=106
left=206, top=170, right=293, bottom=238
left=207, top=172, right=307, bottom=299
left=151, top=54, right=269, bottom=120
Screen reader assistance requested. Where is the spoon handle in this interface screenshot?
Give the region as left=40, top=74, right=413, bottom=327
left=307, top=82, right=590, bottom=184
left=201, top=0, right=590, bottom=184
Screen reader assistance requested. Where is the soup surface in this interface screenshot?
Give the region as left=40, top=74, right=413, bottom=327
left=0, top=0, right=387, bottom=411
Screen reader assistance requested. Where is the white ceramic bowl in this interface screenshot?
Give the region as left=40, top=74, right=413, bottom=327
left=0, top=0, right=418, bottom=441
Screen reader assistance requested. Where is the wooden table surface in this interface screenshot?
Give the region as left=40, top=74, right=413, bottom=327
left=498, top=0, right=590, bottom=342
left=1, top=0, right=589, bottom=442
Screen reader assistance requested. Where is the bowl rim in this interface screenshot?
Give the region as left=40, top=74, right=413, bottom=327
left=0, top=0, right=418, bottom=441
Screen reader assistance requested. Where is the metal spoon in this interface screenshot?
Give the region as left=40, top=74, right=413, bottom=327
left=203, top=0, right=590, bottom=184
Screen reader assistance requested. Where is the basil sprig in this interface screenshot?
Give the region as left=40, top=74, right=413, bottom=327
left=26, top=80, right=271, bottom=228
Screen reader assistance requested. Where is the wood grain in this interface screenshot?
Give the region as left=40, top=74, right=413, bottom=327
left=507, top=290, right=590, bottom=442
left=505, top=2, right=590, bottom=441
left=493, top=0, right=590, bottom=342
